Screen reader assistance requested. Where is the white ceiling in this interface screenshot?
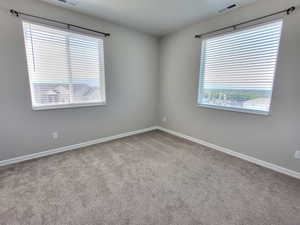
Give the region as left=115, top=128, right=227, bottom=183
left=41, top=0, right=257, bottom=36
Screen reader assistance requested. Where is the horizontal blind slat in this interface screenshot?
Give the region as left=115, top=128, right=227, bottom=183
left=23, top=21, right=106, bottom=108
left=198, top=20, right=283, bottom=113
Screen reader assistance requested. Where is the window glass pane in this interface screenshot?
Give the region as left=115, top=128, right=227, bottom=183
left=198, top=20, right=283, bottom=114
left=69, top=34, right=103, bottom=104
left=22, top=21, right=106, bottom=109
left=32, top=84, right=71, bottom=106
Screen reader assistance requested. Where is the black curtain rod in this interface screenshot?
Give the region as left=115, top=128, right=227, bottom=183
left=195, top=6, right=296, bottom=38
left=10, top=9, right=110, bottom=37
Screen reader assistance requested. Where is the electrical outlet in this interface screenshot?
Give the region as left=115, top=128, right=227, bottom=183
left=52, top=132, right=59, bottom=140
left=162, top=117, right=167, bottom=122
left=294, top=151, right=300, bottom=159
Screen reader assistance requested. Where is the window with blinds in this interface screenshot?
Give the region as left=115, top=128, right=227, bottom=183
left=22, top=21, right=106, bottom=110
left=198, top=20, right=283, bottom=115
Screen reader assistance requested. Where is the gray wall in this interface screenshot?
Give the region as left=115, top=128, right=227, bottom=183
left=159, top=0, right=300, bottom=173
left=0, top=0, right=299, bottom=174
left=0, top=0, right=160, bottom=160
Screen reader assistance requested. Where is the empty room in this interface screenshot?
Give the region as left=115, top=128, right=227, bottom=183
left=0, top=0, right=299, bottom=224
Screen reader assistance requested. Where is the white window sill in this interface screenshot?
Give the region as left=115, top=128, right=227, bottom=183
left=32, top=102, right=107, bottom=111
left=197, top=103, right=271, bottom=116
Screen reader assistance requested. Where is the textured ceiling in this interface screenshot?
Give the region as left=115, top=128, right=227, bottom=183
left=42, top=0, right=257, bottom=36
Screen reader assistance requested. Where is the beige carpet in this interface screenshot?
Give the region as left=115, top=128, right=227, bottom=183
left=0, top=130, right=299, bottom=225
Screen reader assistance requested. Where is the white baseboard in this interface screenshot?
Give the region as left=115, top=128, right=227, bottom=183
left=157, top=126, right=300, bottom=180
left=1, top=125, right=299, bottom=180
left=0, top=126, right=158, bottom=167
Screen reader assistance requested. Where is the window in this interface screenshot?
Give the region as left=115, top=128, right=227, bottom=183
left=198, top=20, right=283, bottom=115
left=22, top=21, right=106, bottom=110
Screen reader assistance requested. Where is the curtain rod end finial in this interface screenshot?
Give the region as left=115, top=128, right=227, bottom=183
left=10, top=9, right=19, bottom=17
left=287, top=6, right=296, bottom=15
left=195, top=34, right=201, bottom=39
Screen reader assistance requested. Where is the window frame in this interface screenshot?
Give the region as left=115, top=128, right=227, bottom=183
left=22, top=20, right=107, bottom=111
left=197, top=19, right=283, bottom=116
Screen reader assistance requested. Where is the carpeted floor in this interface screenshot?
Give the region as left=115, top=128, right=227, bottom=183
left=0, top=130, right=299, bottom=225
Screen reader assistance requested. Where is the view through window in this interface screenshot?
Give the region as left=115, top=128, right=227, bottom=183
left=23, top=21, right=106, bottom=110
left=198, top=20, right=283, bottom=114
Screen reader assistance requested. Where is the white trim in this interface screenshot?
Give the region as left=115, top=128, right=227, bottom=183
left=32, top=102, right=107, bottom=111
left=197, top=20, right=283, bottom=117
left=22, top=21, right=107, bottom=111
left=1, top=125, right=299, bottom=180
left=157, top=126, right=300, bottom=180
left=197, top=103, right=270, bottom=116
left=0, top=127, right=158, bottom=167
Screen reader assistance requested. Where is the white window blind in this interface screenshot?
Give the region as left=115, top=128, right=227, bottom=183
left=198, top=20, right=283, bottom=115
left=22, top=21, right=106, bottom=110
